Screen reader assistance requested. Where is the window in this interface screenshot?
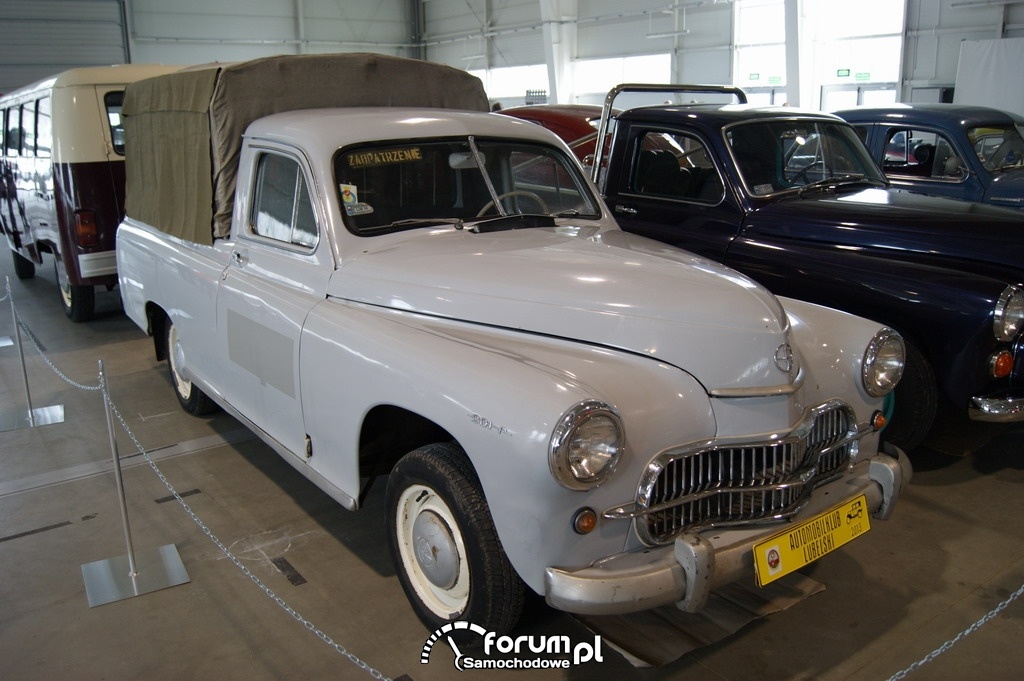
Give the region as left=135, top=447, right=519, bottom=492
left=631, top=131, right=723, bottom=204
left=4, top=107, right=20, bottom=154
left=36, top=97, right=51, bottom=158
left=882, top=128, right=963, bottom=180
left=335, top=138, right=600, bottom=235
left=251, top=153, right=318, bottom=248
left=726, top=119, right=884, bottom=196
left=5, top=106, right=21, bottom=155
left=968, top=125, right=1024, bottom=170
left=20, top=102, right=35, bottom=156
left=104, top=91, right=126, bottom=155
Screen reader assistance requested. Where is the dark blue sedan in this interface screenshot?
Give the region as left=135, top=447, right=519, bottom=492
left=504, top=91, right=1024, bottom=452
left=836, top=103, right=1024, bottom=210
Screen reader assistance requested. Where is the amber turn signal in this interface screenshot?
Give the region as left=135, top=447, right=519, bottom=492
left=990, top=350, right=1014, bottom=379
left=871, top=410, right=887, bottom=431
left=572, top=507, right=598, bottom=534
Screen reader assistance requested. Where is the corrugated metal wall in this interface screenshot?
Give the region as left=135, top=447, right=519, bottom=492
left=0, top=0, right=127, bottom=94
left=1, top=1, right=1022, bottom=104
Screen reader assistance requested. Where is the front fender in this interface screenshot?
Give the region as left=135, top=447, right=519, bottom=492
left=729, top=238, right=1008, bottom=405
left=298, top=299, right=715, bottom=593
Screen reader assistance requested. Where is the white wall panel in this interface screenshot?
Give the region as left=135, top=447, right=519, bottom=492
left=904, top=0, right=1024, bottom=100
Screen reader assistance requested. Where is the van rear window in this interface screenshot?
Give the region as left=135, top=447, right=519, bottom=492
left=104, top=91, right=126, bottom=155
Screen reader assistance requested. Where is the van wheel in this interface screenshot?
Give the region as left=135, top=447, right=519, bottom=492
left=12, top=251, right=35, bottom=280
left=387, top=442, right=525, bottom=637
left=166, top=320, right=217, bottom=415
left=54, top=257, right=94, bottom=322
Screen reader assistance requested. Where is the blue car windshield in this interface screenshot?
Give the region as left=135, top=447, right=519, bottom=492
left=970, top=124, right=1024, bottom=171
left=726, top=120, right=886, bottom=197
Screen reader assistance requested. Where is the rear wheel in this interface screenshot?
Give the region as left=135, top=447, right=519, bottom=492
left=386, top=442, right=525, bottom=637
left=12, top=250, right=35, bottom=280
left=166, top=320, right=217, bottom=415
left=54, top=257, right=94, bottom=322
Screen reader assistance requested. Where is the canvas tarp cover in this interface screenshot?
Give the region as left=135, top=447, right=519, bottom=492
left=123, top=53, right=489, bottom=244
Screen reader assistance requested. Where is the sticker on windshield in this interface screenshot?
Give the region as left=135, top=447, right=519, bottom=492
left=341, top=183, right=358, bottom=205
left=345, top=202, right=374, bottom=216
left=753, top=183, right=774, bottom=195
left=346, top=147, right=423, bottom=169
left=340, top=183, right=374, bottom=216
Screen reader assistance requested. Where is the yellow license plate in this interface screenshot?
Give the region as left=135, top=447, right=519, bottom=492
left=753, top=494, right=870, bottom=587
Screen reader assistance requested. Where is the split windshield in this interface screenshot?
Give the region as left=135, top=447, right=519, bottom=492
left=335, top=137, right=602, bottom=235
left=726, top=120, right=886, bottom=197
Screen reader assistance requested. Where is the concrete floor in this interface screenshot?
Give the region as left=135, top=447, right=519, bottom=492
left=1, top=252, right=1022, bottom=681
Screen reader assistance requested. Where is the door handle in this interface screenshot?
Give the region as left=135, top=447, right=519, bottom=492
left=614, top=204, right=638, bottom=215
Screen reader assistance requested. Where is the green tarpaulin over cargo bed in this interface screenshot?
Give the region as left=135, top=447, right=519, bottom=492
left=123, top=52, right=490, bottom=245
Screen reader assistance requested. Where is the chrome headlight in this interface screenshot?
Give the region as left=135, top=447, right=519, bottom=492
left=549, top=401, right=623, bottom=490
left=994, top=284, right=1024, bottom=342
left=862, top=328, right=905, bottom=397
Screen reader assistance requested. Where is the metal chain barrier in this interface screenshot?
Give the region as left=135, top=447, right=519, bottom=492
left=885, top=580, right=1024, bottom=681
left=5, top=291, right=391, bottom=681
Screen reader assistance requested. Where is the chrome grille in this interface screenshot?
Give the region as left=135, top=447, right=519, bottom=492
left=638, top=402, right=857, bottom=545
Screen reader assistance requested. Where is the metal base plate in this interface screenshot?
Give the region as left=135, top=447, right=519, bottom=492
left=82, top=544, right=190, bottom=608
left=0, top=404, right=65, bottom=432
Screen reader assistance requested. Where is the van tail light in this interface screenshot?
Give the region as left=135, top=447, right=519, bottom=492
left=74, top=210, right=98, bottom=247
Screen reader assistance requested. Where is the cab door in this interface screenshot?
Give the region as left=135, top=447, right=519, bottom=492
left=605, top=125, right=743, bottom=261
left=216, top=146, right=332, bottom=460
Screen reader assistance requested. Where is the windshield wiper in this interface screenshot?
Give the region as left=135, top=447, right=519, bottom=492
left=468, top=213, right=557, bottom=233
left=796, top=174, right=883, bottom=197
left=383, top=217, right=465, bottom=230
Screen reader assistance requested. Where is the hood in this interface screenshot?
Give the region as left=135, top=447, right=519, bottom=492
left=986, top=168, right=1024, bottom=210
left=749, top=187, right=1024, bottom=280
left=329, top=224, right=797, bottom=394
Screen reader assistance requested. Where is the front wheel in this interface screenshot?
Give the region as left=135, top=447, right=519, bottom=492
left=386, top=442, right=525, bottom=636
left=54, top=257, right=94, bottom=322
left=882, top=339, right=937, bottom=453
left=166, top=319, right=218, bottom=416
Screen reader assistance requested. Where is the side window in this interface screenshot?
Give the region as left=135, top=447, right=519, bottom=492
left=251, top=152, right=318, bottom=249
left=104, top=91, right=126, bottom=155
left=883, top=128, right=960, bottom=179
left=632, top=130, right=723, bottom=203
left=36, top=97, right=51, bottom=158
left=5, top=106, right=21, bottom=155
left=20, top=102, right=35, bottom=156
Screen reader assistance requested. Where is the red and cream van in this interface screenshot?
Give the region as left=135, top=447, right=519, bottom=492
left=0, top=64, right=180, bottom=321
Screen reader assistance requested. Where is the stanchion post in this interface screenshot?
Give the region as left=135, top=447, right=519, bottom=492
left=81, top=359, right=189, bottom=607
left=100, top=359, right=138, bottom=577
left=9, top=276, right=36, bottom=427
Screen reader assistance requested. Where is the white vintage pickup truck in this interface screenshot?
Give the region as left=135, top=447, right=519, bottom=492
left=116, top=54, right=911, bottom=636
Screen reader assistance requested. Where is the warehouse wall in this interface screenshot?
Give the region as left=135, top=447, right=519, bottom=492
left=1, top=0, right=1022, bottom=107
left=0, top=0, right=128, bottom=93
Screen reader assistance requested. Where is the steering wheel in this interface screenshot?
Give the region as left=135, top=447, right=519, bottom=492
left=476, top=190, right=550, bottom=217
left=789, top=159, right=827, bottom=184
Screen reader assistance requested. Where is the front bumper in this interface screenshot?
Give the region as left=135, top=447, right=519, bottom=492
left=544, top=445, right=911, bottom=616
left=969, top=393, right=1024, bottom=422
